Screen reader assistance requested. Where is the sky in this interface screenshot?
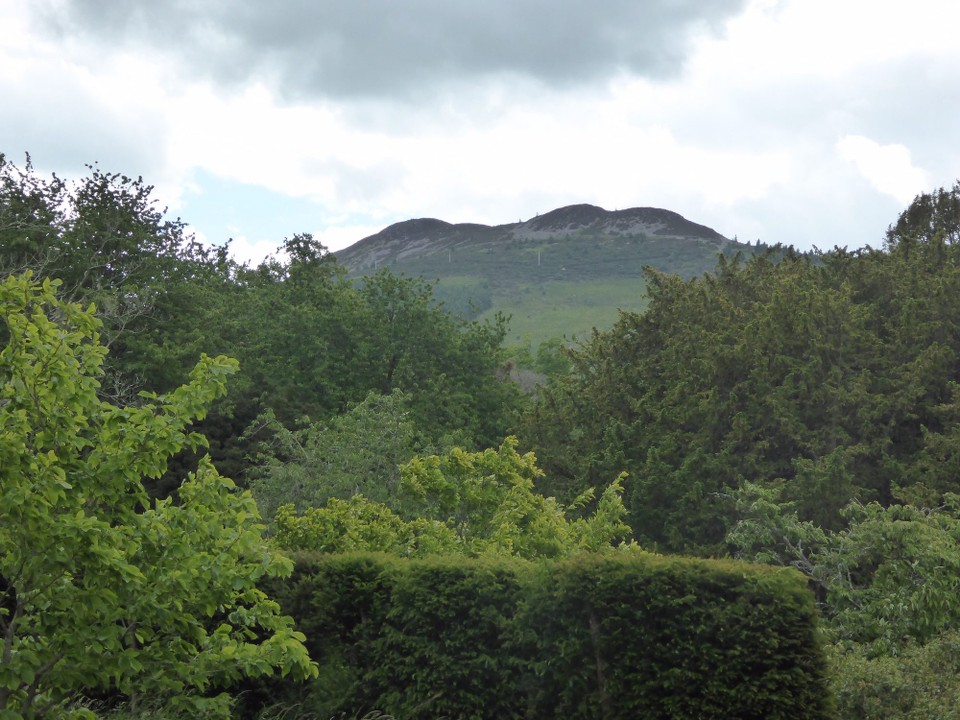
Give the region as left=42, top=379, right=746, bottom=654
left=2, top=0, right=959, bottom=266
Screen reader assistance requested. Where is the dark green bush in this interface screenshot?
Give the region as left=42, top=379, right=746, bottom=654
left=521, top=553, right=829, bottom=720
left=261, top=552, right=830, bottom=720
left=366, top=556, right=527, bottom=720
left=259, top=553, right=397, bottom=719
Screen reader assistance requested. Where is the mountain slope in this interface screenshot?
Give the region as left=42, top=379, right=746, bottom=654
left=335, top=204, right=757, bottom=345
left=337, top=204, right=735, bottom=279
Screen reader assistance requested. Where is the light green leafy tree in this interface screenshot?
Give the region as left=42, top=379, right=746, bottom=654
left=0, top=273, right=315, bottom=719
left=728, top=480, right=960, bottom=718
left=274, top=437, right=632, bottom=559
left=273, top=497, right=459, bottom=557
left=728, top=481, right=960, bottom=655
left=248, top=389, right=425, bottom=522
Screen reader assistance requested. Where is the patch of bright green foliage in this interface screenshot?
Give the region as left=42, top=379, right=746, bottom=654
left=0, top=273, right=315, bottom=719
left=269, top=437, right=631, bottom=559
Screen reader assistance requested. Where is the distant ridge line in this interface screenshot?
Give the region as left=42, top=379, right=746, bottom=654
left=335, top=203, right=731, bottom=271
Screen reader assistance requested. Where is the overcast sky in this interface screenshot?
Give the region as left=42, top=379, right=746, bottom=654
left=3, top=0, right=958, bottom=265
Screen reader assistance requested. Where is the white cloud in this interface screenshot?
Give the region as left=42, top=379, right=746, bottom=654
left=219, top=233, right=281, bottom=267
left=4, top=0, right=960, bottom=259
left=691, top=0, right=960, bottom=82
left=836, top=135, right=929, bottom=205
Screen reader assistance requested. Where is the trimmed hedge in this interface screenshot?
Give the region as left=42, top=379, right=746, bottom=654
left=523, top=554, right=829, bottom=720
left=262, top=551, right=831, bottom=720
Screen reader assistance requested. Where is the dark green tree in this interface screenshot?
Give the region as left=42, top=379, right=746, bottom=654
left=0, top=153, right=231, bottom=401
left=352, top=269, right=523, bottom=448
left=522, top=200, right=960, bottom=554
left=885, top=181, right=960, bottom=253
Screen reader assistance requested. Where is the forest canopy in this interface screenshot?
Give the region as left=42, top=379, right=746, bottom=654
left=6, top=151, right=960, bottom=717
left=0, top=153, right=525, bottom=493
left=526, top=185, right=960, bottom=555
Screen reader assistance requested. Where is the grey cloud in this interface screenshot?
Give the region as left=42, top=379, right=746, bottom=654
left=0, top=66, right=166, bottom=179
left=42, top=0, right=748, bottom=99
left=843, top=59, right=960, bottom=180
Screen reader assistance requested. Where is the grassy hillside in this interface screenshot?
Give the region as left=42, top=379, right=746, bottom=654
left=473, top=277, right=649, bottom=347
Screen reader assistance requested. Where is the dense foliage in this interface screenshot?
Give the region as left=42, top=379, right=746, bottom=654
left=729, top=482, right=960, bottom=654
left=521, top=182, right=960, bottom=717
left=8, top=148, right=960, bottom=716
left=0, top=154, right=524, bottom=493
left=246, top=390, right=425, bottom=521
left=727, top=481, right=960, bottom=718
left=263, top=552, right=829, bottom=720
left=270, top=438, right=631, bottom=559
left=525, top=196, right=960, bottom=554
left=0, top=274, right=315, bottom=719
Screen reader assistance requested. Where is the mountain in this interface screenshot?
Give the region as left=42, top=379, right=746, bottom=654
left=335, top=204, right=758, bottom=346
left=337, top=204, right=736, bottom=278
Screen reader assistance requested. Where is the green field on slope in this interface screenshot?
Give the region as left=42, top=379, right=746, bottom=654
left=478, top=277, right=650, bottom=347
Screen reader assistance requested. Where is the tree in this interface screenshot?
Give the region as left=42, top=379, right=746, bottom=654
left=534, top=337, right=572, bottom=377
left=0, top=153, right=231, bottom=403
left=0, top=154, right=65, bottom=279
left=523, top=230, right=960, bottom=554
left=209, top=245, right=523, bottom=480
left=727, top=481, right=960, bottom=655
left=353, top=270, right=523, bottom=449
left=885, top=181, right=960, bottom=252
left=523, top=250, right=863, bottom=551
left=727, top=480, right=960, bottom=719
left=273, top=437, right=633, bottom=559
left=248, top=389, right=426, bottom=521
left=218, top=234, right=358, bottom=427
left=0, top=273, right=315, bottom=719
left=1, top=155, right=526, bottom=503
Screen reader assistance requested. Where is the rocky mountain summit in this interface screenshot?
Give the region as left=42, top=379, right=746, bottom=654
left=335, top=204, right=733, bottom=275
left=517, top=204, right=726, bottom=240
